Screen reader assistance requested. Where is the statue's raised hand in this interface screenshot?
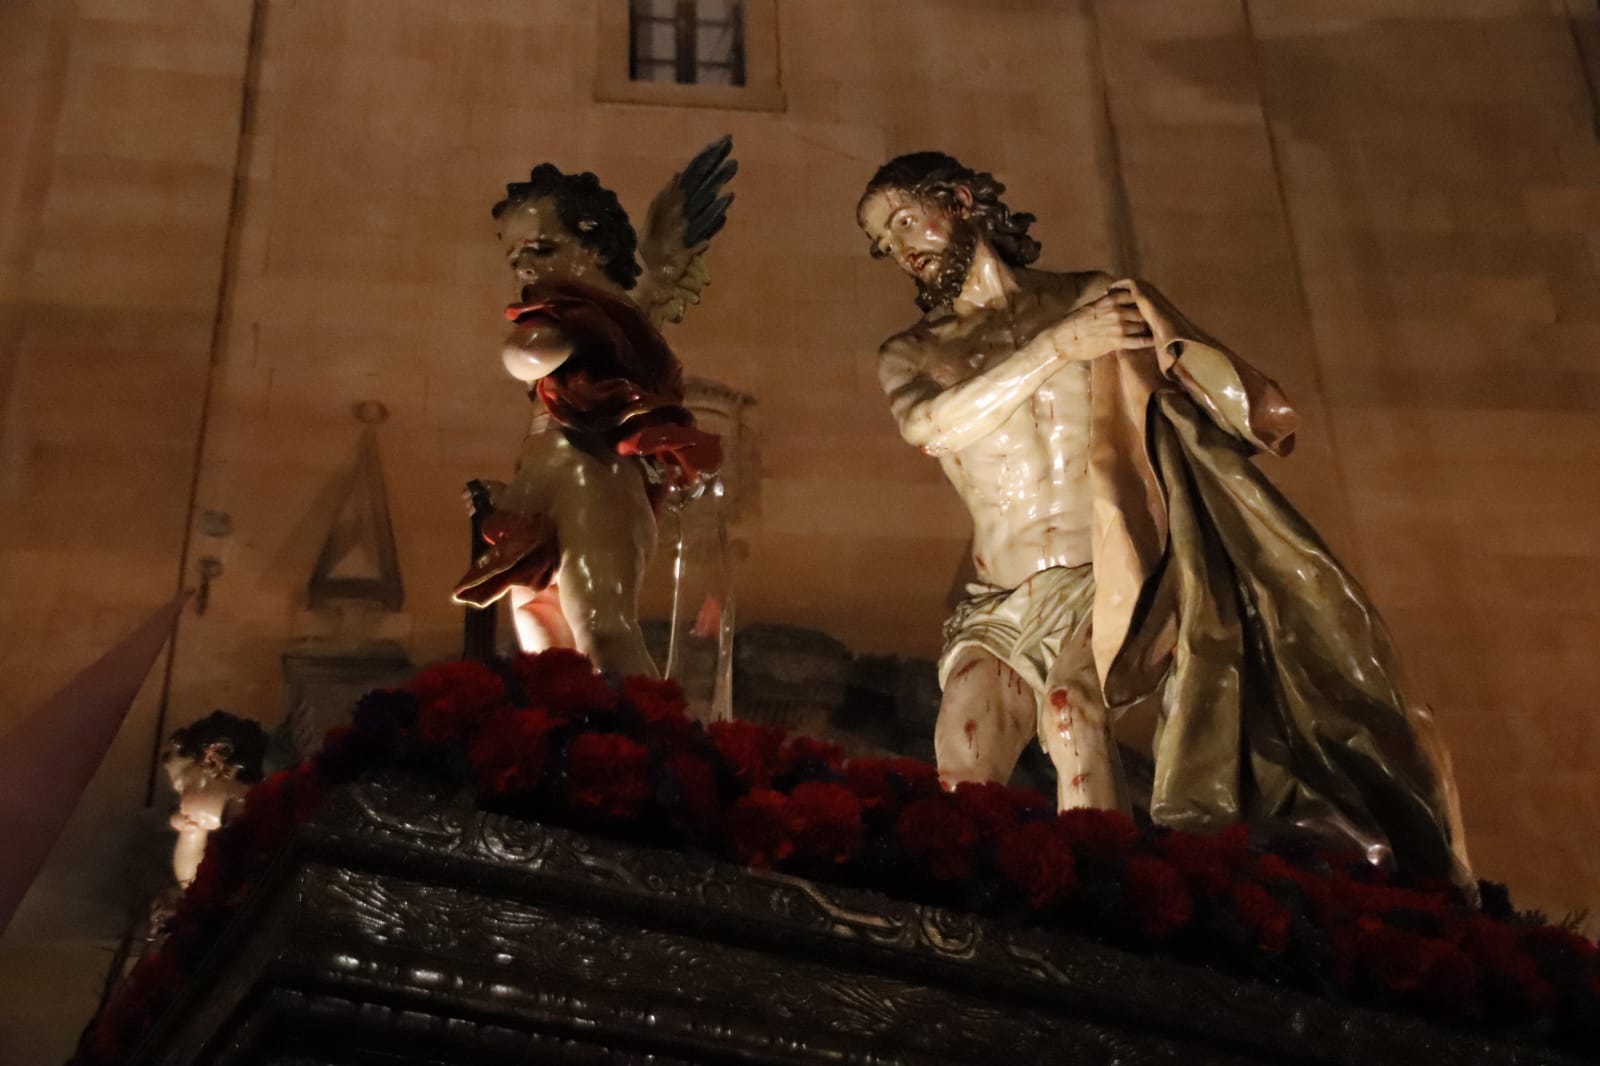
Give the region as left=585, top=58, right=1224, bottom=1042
left=1049, top=284, right=1151, bottom=361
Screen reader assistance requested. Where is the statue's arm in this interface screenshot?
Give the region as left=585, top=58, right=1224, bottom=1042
left=878, top=288, right=1147, bottom=456
left=877, top=330, right=1075, bottom=456
left=878, top=334, right=1066, bottom=456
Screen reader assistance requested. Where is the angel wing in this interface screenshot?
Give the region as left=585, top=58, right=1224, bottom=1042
left=633, top=135, right=737, bottom=329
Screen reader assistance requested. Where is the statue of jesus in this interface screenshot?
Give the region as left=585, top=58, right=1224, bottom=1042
left=858, top=152, right=1470, bottom=888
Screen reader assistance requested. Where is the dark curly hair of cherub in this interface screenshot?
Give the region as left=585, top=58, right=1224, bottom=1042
left=493, top=163, right=643, bottom=291
left=168, top=710, right=268, bottom=783
left=861, top=151, right=1042, bottom=269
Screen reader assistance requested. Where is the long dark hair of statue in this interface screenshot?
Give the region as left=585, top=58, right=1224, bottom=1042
left=863, top=151, right=1043, bottom=271
left=493, top=163, right=643, bottom=291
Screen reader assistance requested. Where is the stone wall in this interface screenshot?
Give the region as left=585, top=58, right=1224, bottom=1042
left=2, top=2, right=1599, bottom=1061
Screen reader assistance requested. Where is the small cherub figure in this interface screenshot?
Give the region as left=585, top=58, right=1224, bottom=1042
left=162, top=711, right=266, bottom=886
left=454, top=139, right=735, bottom=677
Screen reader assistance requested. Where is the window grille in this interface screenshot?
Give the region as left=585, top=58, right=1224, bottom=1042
left=629, top=0, right=746, bottom=87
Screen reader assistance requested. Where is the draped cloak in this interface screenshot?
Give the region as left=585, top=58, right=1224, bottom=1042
left=453, top=280, right=720, bottom=609
left=1089, top=280, right=1469, bottom=889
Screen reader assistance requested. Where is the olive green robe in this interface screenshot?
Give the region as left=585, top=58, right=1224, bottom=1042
left=1088, top=281, right=1469, bottom=888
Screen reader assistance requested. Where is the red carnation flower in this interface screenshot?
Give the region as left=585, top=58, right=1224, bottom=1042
left=996, top=821, right=1077, bottom=909
left=1351, top=917, right=1438, bottom=993
left=184, top=848, right=234, bottom=912
left=123, top=946, right=183, bottom=1007
left=1341, top=879, right=1452, bottom=923
left=1056, top=807, right=1139, bottom=860
left=726, top=788, right=794, bottom=868
left=845, top=757, right=942, bottom=816
left=622, top=675, right=688, bottom=723
left=844, top=759, right=894, bottom=811
left=886, top=757, right=942, bottom=797
left=952, top=780, right=1041, bottom=837
left=1230, top=881, right=1291, bottom=954
left=1122, top=856, right=1193, bottom=939
left=709, top=719, right=785, bottom=787
left=512, top=648, right=617, bottom=715
left=787, top=781, right=864, bottom=867
left=1255, top=852, right=1336, bottom=919
left=778, top=734, right=847, bottom=777
left=622, top=676, right=698, bottom=749
left=468, top=707, right=558, bottom=794
left=663, top=750, right=720, bottom=834
left=897, top=795, right=979, bottom=882
left=232, top=768, right=319, bottom=862
left=87, top=948, right=183, bottom=1062
left=1419, top=943, right=1481, bottom=1020
left=564, top=732, right=651, bottom=821
left=1157, top=827, right=1249, bottom=894
left=1460, top=914, right=1558, bottom=1018
left=288, top=763, right=326, bottom=821
left=406, top=660, right=509, bottom=744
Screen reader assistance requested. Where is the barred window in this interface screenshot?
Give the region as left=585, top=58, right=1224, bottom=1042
left=629, top=0, right=746, bottom=87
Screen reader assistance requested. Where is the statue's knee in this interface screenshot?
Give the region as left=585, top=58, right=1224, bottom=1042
left=1045, top=685, right=1108, bottom=735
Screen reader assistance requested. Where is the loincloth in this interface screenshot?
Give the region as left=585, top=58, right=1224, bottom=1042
left=939, top=565, right=1097, bottom=738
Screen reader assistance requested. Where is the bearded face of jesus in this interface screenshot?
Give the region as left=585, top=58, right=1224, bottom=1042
left=857, top=186, right=983, bottom=312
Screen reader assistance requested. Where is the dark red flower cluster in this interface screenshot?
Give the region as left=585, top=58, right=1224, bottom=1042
left=512, top=648, right=617, bottom=715
left=996, top=821, right=1077, bottom=909
left=566, top=732, right=651, bottom=821
left=408, top=660, right=509, bottom=744
left=467, top=708, right=558, bottom=793
left=846, top=757, right=940, bottom=815
left=707, top=718, right=787, bottom=786
left=897, top=795, right=980, bottom=881
left=787, top=782, right=865, bottom=867
left=77, top=652, right=1600, bottom=1066
left=727, top=788, right=795, bottom=867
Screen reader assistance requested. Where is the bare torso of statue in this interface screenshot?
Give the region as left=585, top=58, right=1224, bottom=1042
left=862, top=170, right=1149, bottom=813
left=859, top=152, right=1470, bottom=890
left=890, top=270, right=1103, bottom=588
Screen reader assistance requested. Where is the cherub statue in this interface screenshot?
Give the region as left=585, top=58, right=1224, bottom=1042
left=162, top=711, right=266, bottom=887
left=453, top=139, right=734, bottom=677
left=858, top=152, right=1471, bottom=889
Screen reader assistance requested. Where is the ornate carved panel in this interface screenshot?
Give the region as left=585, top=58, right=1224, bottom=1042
left=127, top=776, right=1585, bottom=1066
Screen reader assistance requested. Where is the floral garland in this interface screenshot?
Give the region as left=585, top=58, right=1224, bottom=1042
left=76, top=651, right=1600, bottom=1063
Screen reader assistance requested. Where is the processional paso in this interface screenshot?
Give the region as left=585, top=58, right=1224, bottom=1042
left=454, top=138, right=737, bottom=681
left=857, top=152, right=1471, bottom=891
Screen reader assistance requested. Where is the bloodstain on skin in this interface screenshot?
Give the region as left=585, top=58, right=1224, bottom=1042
left=963, top=719, right=979, bottom=751
left=1070, top=773, right=1089, bottom=788
left=974, top=554, right=986, bottom=569
left=1051, top=690, right=1082, bottom=758
left=951, top=659, right=983, bottom=683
